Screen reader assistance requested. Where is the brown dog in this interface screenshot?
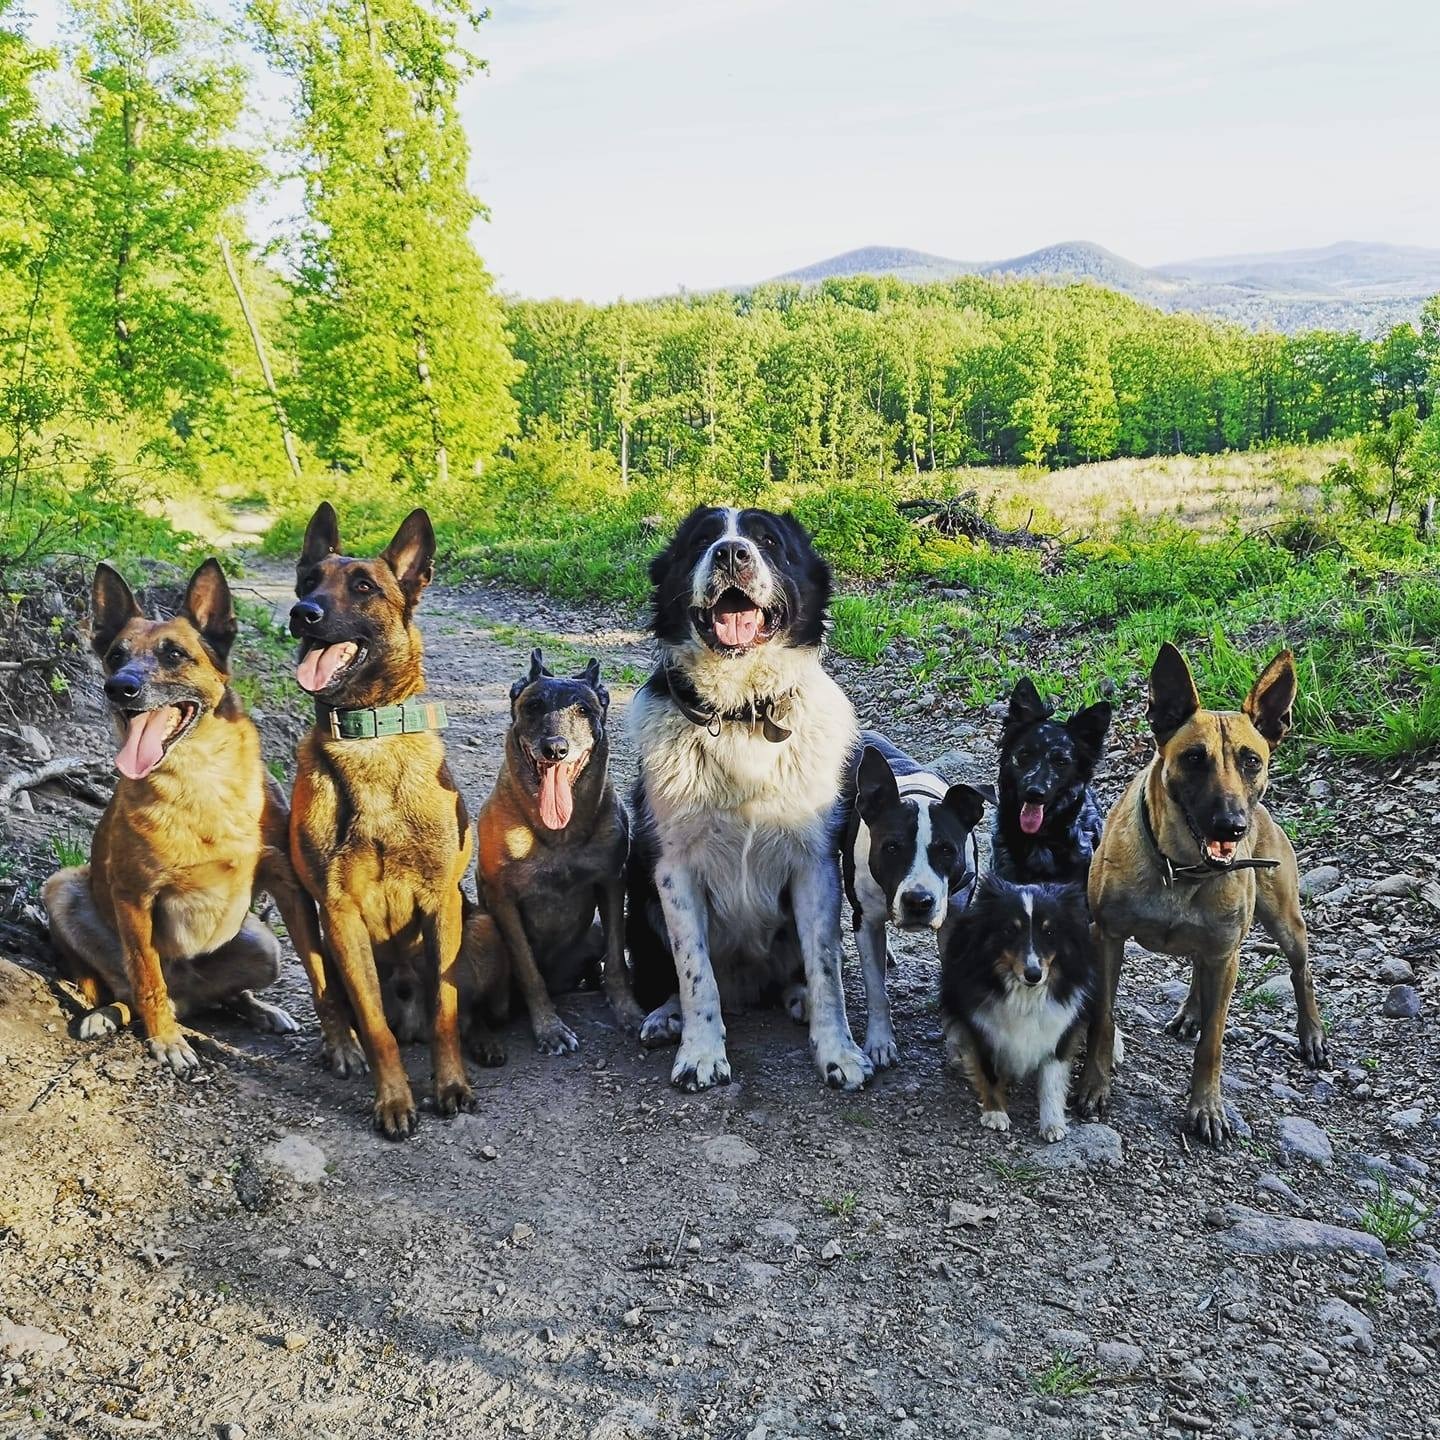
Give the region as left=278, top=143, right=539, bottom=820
left=1079, top=644, right=1326, bottom=1145
left=43, top=560, right=351, bottom=1075
left=288, top=503, right=481, bottom=1139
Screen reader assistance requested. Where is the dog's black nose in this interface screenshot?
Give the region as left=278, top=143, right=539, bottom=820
left=290, top=599, right=325, bottom=636
left=1023, top=962, right=1044, bottom=986
left=1214, top=812, right=1249, bottom=840
left=714, top=540, right=751, bottom=575
left=539, top=736, right=570, bottom=762
left=901, top=887, right=935, bottom=912
left=104, top=666, right=144, bottom=703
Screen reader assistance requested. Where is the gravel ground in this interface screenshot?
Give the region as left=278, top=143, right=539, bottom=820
left=0, top=562, right=1437, bottom=1440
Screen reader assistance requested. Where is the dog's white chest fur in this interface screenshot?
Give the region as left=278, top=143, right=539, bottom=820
left=972, top=983, right=1085, bottom=1081
left=632, top=651, right=856, bottom=967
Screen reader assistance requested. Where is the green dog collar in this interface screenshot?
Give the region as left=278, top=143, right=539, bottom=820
left=317, top=699, right=450, bottom=740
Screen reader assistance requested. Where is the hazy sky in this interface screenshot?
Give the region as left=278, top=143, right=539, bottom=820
left=464, top=0, right=1440, bottom=300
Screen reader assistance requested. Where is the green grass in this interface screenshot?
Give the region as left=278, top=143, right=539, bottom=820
left=1033, top=1352, right=1098, bottom=1399
left=821, top=1192, right=859, bottom=1220
left=1358, top=1179, right=1427, bottom=1248
left=51, top=832, right=88, bottom=868
left=987, top=1157, right=1044, bottom=1189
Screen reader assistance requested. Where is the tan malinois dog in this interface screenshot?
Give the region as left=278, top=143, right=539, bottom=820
left=1080, top=644, right=1326, bottom=1145
left=288, top=503, right=478, bottom=1139
left=43, top=560, right=352, bottom=1075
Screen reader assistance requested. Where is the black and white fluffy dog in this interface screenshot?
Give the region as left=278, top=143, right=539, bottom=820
left=841, top=732, right=990, bottom=1068
left=992, top=677, right=1111, bottom=885
left=940, top=874, right=1096, bottom=1141
left=626, top=506, right=872, bottom=1092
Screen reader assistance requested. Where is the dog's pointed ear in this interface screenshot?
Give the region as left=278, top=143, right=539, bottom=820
left=1066, top=699, right=1112, bottom=760
left=182, top=558, right=237, bottom=664
left=299, top=501, right=340, bottom=580
left=1006, top=676, right=1050, bottom=731
left=1244, top=649, right=1297, bottom=748
left=91, top=562, right=141, bottom=657
left=1147, top=643, right=1200, bottom=743
left=856, top=746, right=899, bottom=820
left=971, top=781, right=998, bottom=807
left=942, top=783, right=987, bottom=833
left=530, top=648, right=554, bottom=681
left=580, top=657, right=608, bottom=713
left=382, top=508, right=436, bottom=606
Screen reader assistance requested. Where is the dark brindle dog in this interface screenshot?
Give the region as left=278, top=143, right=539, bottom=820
left=288, top=503, right=478, bottom=1139
left=43, top=561, right=347, bottom=1074
left=992, top=677, right=1111, bottom=886
left=467, top=650, right=644, bottom=1056
left=1079, top=644, right=1326, bottom=1144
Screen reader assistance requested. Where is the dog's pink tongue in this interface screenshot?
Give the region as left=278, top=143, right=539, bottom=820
left=296, top=642, right=355, bottom=694
left=1019, top=801, right=1045, bottom=835
left=115, top=708, right=176, bottom=781
left=539, top=763, right=574, bottom=830
left=713, top=597, right=762, bottom=648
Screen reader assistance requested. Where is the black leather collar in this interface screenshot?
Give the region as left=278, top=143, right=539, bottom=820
left=1139, top=785, right=1280, bottom=886
left=657, top=666, right=792, bottom=743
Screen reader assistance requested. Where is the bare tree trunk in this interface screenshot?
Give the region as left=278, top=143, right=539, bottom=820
left=1419, top=497, right=1435, bottom=539
left=413, top=319, right=448, bottom=487
left=218, top=234, right=302, bottom=481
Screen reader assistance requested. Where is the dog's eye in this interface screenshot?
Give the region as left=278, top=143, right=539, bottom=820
left=1239, top=750, right=1263, bottom=775
left=350, top=576, right=376, bottom=595
left=760, top=533, right=778, bottom=550
left=1181, top=747, right=1208, bottom=770
left=881, top=839, right=902, bottom=856
left=105, top=645, right=127, bottom=669
left=159, top=641, right=186, bottom=665
left=933, top=841, right=955, bottom=860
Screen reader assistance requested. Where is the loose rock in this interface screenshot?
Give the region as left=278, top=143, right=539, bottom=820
left=1381, top=985, right=1421, bottom=1019
left=701, top=1135, right=760, bottom=1169
left=1217, top=1205, right=1386, bottom=1260
left=1278, top=1115, right=1334, bottom=1168
left=1032, top=1123, right=1123, bottom=1170
left=259, top=1135, right=329, bottom=1185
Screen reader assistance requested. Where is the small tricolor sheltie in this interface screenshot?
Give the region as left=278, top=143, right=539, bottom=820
left=940, top=874, right=1096, bottom=1141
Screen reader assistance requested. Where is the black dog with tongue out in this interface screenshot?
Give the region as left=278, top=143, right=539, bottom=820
left=468, top=650, right=645, bottom=1057
left=992, top=676, right=1112, bottom=887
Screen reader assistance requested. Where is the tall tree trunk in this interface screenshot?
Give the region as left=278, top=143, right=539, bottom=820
left=619, top=419, right=629, bottom=485
left=1418, top=496, right=1435, bottom=539
left=218, top=234, right=302, bottom=481
left=114, top=93, right=140, bottom=377
left=413, top=319, right=448, bottom=486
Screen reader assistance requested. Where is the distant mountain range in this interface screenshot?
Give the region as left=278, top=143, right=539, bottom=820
left=768, top=240, right=1440, bottom=335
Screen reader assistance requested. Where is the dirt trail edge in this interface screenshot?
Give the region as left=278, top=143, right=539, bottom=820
left=1, top=564, right=1437, bottom=1440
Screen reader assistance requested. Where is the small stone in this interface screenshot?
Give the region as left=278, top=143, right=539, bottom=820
left=0, top=1319, right=69, bottom=1366
left=684, top=1234, right=701, bottom=1253
left=1278, top=1116, right=1334, bottom=1168
left=1370, top=874, right=1419, bottom=897
left=820, top=1239, right=844, bottom=1261
left=1382, top=985, right=1421, bottom=1019
left=1306, top=778, right=1332, bottom=800
left=1298, top=865, right=1342, bottom=900
left=17, top=724, right=51, bottom=761
left=300, top=1254, right=322, bottom=1270
left=478, top=1145, right=498, bottom=1161
left=1388, top=1108, right=1423, bottom=1131
left=12, top=790, right=33, bottom=813
left=1032, top=1122, right=1123, bottom=1170
left=621, top=1307, right=643, bottom=1329
left=825, top=1413, right=847, bottom=1432
left=755, top=1218, right=797, bottom=1250
left=1317, top=1297, right=1374, bottom=1355
left=1251, top=974, right=1295, bottom=1010
left=1095, top=1340, right=1144, bottom=1374
left=701, top=1135, right=759, bottom=1169
left=1378, top=957, right=1416, bottom=985
left=1256, top=1173, right=1303, bottom=1209
left=259, top=1135, right=329, bottom=1185
left=509, top=1222, right=535, bottom=1245
left=281, top=1331, right=308, bottom=1352
left=219, top=1425, right=246, bottom=1440
left=1217, top=1205, right=1386, bottom=1260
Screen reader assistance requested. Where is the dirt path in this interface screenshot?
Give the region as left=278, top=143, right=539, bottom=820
left=1, top=563, right=1438, bottom=1440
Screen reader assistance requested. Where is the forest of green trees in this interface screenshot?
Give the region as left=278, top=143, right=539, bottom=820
left=3, top=0, right=1440, bottom=570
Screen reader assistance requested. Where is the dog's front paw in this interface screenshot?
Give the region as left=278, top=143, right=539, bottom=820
left=1185, top=1092, right=1232, bottom=1148
left=671, top=1036, right=732, bottom=1092
left=814, top=1036, right=873, bottom=1091
left=980, top=1109, right=1011, bottom=1132
left=1072, top=1065, right=1111, bottom=1119
left=1041, top=1120, right=1069, bottom=1143
left=373, top=1090, right=418, bottom=1141
left=469, top=1031, right=507, bottom=1067
left=321, top=1027, right=368, bottom=1078
left=433, top=1076, right=477, bottom=1118
left=146, top=1033, right=201, bottom=1077
left=783, top=983, right=809, bottom=1025
left=78, top=1005, right=122, bottom=1040
left=640, top=1002, right=684, bottom=1049
left=250, top=999, right=300, bottom=1034
left=608, top=992, right=647, bottom=1036
left=533, top=1015, right=579, bottom=1056
left=1296, top=1018, right=1329, bottom=1070
left=863, top=1026, right=900, bottom=1071
left=1164, top=1000, right=1201, bottom=1041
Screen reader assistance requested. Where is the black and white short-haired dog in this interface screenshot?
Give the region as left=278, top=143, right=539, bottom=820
left=941, top=874, right=1098, bottom=1141
left=992, top=677, right=1111, bottom=886
left=841, top=732, right=990, bottom=1068
left=626, top=506, right=873, bottom=1092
